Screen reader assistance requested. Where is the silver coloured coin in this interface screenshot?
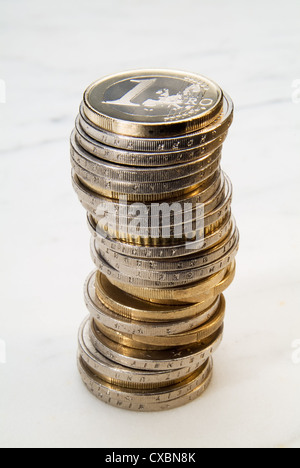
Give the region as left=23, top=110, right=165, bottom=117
left=84, top=270, right=222, bottom=337
left=78, top=355, right=213, bottom=411
left=89, top=318, right=223, bottom=371
left=75, top=115, right=228, bottom=167
left=96, top=273, right=218, bottom=323
left=71, top=151, right=222, bottom=196
left=88, top=173, right=233, bottom=229
left=72, top=169, right=225, bottom=220
left=82, top=69, right=223, bottom=138
left=78, top=92, right=233, bottom=152
left=98, top=222, right=238, bottom=273
left=78, top=318, right=205, bottom=388
left=78, top=353, right=212, bottom=404
left=71, top=130, right=223, bottom=184
left=87, top=186, right=232, bottom=246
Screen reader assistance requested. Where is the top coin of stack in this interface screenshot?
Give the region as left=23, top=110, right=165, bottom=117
left=71, top=70, right=239, bottom=411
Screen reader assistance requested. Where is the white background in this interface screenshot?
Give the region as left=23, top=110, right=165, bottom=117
left=0, top=0, right=299, bottom=448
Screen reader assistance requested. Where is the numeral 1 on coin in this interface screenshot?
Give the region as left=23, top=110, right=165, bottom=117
left=105, top=78, right=157, bottom=107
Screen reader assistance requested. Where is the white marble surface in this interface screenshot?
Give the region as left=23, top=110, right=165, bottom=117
left=0, top=0, right=300, bottom=449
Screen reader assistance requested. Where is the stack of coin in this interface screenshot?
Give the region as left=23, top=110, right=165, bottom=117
left=71, top=70, right=239, bottom=411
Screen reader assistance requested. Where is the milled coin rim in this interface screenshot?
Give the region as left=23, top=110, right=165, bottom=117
left=71, top=150, right=222, bottom=196
left=78, top=352, right=212, bottom=401
left=85, top=269, right=222, bottom=337
left=82, top=69, right=223, bottom=138
left=78, top=92, right=233, bottom=152
left=75, top=115, right=228, bottom=167
left=90, top=232, right=239, bottom=287
left=70, top=129, right=223, bottom=183
left=86, top=174, right=232, bottom=237
left=78, top=354, right=213, bottom=411
left=85, top=177, right=232, bottom=246
left=98, top=222, right=238, bottom=273
left=90, top=212, right=233, bottom=259
left=108, top=261, right=236, bottom=304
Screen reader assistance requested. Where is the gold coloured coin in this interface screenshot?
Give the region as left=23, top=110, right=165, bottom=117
left=95, top=273, right=218, bottom=322
left=96, top=295, right=225, bottom=349
left=83, top=69, right=223, bottom=138
left=78, top=318, right=205, bottom=390
left=75, top=115, right=228, bottom=167
left=70, top=70, right=239, bottom=411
